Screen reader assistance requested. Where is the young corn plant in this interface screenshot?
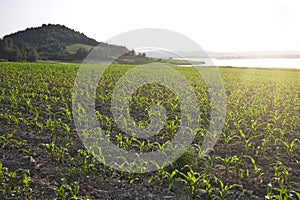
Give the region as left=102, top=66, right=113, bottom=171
left=0, top=88, right=5, bottom=102
left=46, top=119, right=61, bottom=139
left=151, top=164, right=179, bottom=191
left=216, top=156, right=234, bottom=176
left=178, top=165, right=207, bottom=199
left=281, top=138, right=299, bottom=159
left=0, top=130, right=27, bottom=150
left=22, top=169, right=32, bottom=199
left=232, top=156, right=248, bottom=180
left=259, top=138, right=270, bottom=155
left=9, top=90, right=18, bottom=110
left=51, top=178, right=88, bottom=200
left=0, top=167, right=27, bottom=198
left=41, top=141, right=73, bottom=164
left=212, top=176, right=240, bottom=200
left=265, top=182, right=298, bottom=200
left=0, top=132, right=15, bottom=148
left=239, top=129, right=260, bottom=153
left=271, top=161, right=291, bottom=188
left=220, top=131, right=239, bottom=148
left=245, top=156, right=264, bottom=183
left=78, top=149, right=96, bottom=172
left=32, top=110, right=44, bottom=131
left=64, top=123, right=72, bottom=140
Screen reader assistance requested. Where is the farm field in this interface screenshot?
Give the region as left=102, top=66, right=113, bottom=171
left=0, top=62, right=299, bottom=199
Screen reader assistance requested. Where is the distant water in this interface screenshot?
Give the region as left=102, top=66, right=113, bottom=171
left=181, top=58, right=300, bottom=69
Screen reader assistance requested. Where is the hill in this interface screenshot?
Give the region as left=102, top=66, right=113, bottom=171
left=0, top=24, right=128, bottom=62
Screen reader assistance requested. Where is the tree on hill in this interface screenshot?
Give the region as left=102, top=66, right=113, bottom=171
left=73, top=48, right=89, bottom=60
left=26, top=47, right=39, bottom=62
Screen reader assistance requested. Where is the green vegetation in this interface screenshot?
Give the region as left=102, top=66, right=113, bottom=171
left=0, top=24, right=128, bottom=62
left=0, top=62, right=299, bottom=199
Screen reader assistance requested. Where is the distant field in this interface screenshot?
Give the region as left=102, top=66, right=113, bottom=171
left=0, top=62, right=299, bottom=199
left=65, top=43, right=95, bottom=54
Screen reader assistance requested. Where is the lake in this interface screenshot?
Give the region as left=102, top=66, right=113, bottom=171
left=181, top=58, right=300, bottom=69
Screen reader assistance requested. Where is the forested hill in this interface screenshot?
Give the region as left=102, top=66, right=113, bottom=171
left=0, top=24, right=128, bottom=62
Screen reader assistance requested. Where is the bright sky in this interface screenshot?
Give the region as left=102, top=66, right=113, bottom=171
left=0, top=0, right=299, bottom=52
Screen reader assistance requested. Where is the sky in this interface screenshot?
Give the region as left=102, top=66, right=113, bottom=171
left=0, top=0, right=299, bottom=52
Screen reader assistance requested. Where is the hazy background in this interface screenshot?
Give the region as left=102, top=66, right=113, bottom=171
left=0, top=0, right=299, bottom=52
